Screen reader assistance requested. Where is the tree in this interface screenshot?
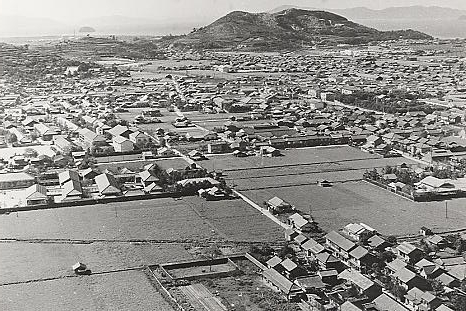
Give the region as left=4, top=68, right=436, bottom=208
left=278, top=243, right=295, bottom=258
left=387, top=236, right=398, bottom=245
left=455, top=238, right=466, bottom=255
left=451, top=294, right=466, bottom=311
left=7, top=133, right=17, bottom=144
left=392, top=283, right=407, bottom=301
left=205, top=244, right=222, bottom=272
left=23, top=147, right=39, bottom=158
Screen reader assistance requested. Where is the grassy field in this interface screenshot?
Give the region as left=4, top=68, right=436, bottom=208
left=243, top=181, right=466, bottom=236
left=199, top=146, right=419, bottom=190
left=0, top=194, right=283, bottom=309
left=0, top=270, right=175, bottom=311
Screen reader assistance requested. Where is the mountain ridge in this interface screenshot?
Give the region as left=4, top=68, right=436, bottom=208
left=173, top=8, right=432, bottom=50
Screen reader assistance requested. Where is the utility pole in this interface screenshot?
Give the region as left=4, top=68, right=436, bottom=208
left=445, top=201, right=448, bottom=219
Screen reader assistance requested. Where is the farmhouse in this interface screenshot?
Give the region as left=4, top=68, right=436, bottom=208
left=95, top=173, right=121, bottom=196
left=415, top=176, right=459, bottom=196
left=24, top=184, right=49, bottom=205
left=60, top=179, right=83, bottom=202
left=262, top=268, right=302, bottom=300
left=266, top=196, right=293, bottom=214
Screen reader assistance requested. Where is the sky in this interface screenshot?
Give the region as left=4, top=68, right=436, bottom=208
left=1, top=0, right=466, bottom=22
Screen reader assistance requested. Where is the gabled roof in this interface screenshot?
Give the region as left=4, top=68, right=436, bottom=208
left=262, top=268, right=299, bottom=295
left=62, top=179, right=83, bottom=197
left=58, top=170, right=80, bottom=184
left=394, top=267, right=417, bottom=283
left=266, top=256, right=282, bottom=268
left=24, top=184, right=47, bottom=200
left=373, top=293, right=409, bottom=311
left=338, top=269, right=374, bottom=291
left=341, top=301, right=362, bottom=311
left=397, top=242, right=421, bottom=255
left=349, top=246, right=369, bottom=260
left=280, top=258, right=298, bottom=272
left=325, top=231, right=356, bottom=252
left=95, top=173, right=120, bottom=195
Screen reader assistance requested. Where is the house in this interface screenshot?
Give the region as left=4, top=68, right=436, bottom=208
left=366, top=235, right=390, bottom=251
left=112, top=136, right=134, bottom=152
left=137, top=170, right=159, bottom=187
left=266, top=256, right=283, bottom=269
left=198, top=187, right=227, bottom=200
left=108, top=124, right=133, bottom=138
left=405, top=287, right=441, bottom=311
left=58, top=170, right=80, bottom=186
left=295, top=275, right=326, bottom=294
left=338, top=269, right=382, bottom=300
left=279, top=258, right=306, bottom=279
left=59, top=179, right=83, bottom=202
left=348, top=246, right=376, bottom=272
left=396, top=242, right=424, bottom=264
left=262, top=268, right=303, bottom=300
left=341, top=301, right=362, bottom=311
left=34, top=123, right=59, bottom=141
left=78, top=128, right=106, bottom=149
left=266, top=196, right=294, bottom=214
left=288, top=213, right=317, bottom=233
left=415, top=176, right=458, bottom=196
left=188, top=150, right=206, bottom=161
left=95, top=173, right=121, bottom=197
left=373, top=293, right=410, bottom=311
left=260, top=146, right=281, bottom=157
left=207, top=141, right=229, bottom=154
left=129, top=131, right=149, bottom=146
left=325, top=231, right=356, bottom=261
left=342, top=223, right=376, bottom=242
left=393, top=267, right=430, bottom=290
left=24, top=184, right=48, bottom=205
left=315, top=251, right=342, bottom=271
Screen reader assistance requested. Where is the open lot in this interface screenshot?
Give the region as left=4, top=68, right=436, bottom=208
left=0, top=270, right=174, bottom=311
left=243, top=181, right=466, bottom=236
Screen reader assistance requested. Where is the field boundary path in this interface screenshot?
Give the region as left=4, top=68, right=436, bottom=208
left=233, top=190, right=290, bottom=230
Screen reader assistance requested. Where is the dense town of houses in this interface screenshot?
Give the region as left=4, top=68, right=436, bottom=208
left=2, top=37, right=466, bottom=309
left=252, top=213, right=466, bottom=311
left=3, top=39, right=466, bottom=204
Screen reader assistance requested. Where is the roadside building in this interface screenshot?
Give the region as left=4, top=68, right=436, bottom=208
left=24, top=184, right=49, bottom=205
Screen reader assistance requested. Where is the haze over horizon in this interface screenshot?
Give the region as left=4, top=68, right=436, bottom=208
left=2, top=0, right=466, bottom=39
left=2, top=0, right=466, bottom=23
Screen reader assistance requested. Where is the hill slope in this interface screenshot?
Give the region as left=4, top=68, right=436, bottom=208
left=174, top=9, right=432, bottom=50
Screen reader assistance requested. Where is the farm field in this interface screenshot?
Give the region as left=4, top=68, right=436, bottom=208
left=187, top=196, right=283, bottom=242
left=0, top=270, right=174, bottom=311
left=0, top=198, right=216, bottom=241
left=0, top=242, right=193, bottom=284
left=202, top=146, right=383, bottom=171
left=243, top=181, right=466, bottom=236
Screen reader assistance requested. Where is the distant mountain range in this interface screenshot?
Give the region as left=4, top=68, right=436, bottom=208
left=172, top=9, right=431, bottom=50
left=269, top=5, right=466, bottom=20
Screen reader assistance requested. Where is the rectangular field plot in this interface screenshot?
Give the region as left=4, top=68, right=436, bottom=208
left=0, top=270, right=174, bottom=311
left=243, top=181, right=466, bottom=236
left=184, top=197, right=284, bottom=242
left=0, top=242, right=193, bottom=285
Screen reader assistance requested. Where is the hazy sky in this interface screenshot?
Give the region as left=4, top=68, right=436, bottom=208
left=1, top=0, right=466, bottom=22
